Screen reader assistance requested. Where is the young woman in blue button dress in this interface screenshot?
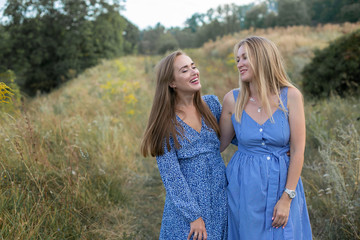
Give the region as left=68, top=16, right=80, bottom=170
left=219, top=36, right=312, bottom=239
left=141, top=51, right=227, bottom=240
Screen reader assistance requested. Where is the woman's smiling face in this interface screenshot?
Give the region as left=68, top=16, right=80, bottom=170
left=170, top=54, right=201, bottom=93
left=236, top=45, right=254, bottom=83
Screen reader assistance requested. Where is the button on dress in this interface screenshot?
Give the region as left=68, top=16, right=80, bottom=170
left=156, top=95, right=227, bottom=240
left=227, top=87, right=312, bottom=239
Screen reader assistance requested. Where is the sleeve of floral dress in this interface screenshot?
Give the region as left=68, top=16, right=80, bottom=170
left=156, top=138, right=202, bottom=223
left=203, top=95, right=222, bottom=121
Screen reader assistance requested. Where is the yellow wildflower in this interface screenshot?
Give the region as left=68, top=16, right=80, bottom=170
left=225, top=53, right=237, bottom=71
left=133, top=81, right=140, bottom=89
left=115, top=60, right=127, bottom=74
left=0, top=82, right=14, bottom=103
left=124, top=94, right=137, bottom=105
left=126, top=109, right=135, bottom=116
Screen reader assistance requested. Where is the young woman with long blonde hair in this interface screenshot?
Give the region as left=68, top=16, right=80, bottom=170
left=220, top=36, right=312, bottom=239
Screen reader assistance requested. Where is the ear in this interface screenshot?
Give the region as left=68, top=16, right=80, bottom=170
left=169, top=82, right=176, bottom=88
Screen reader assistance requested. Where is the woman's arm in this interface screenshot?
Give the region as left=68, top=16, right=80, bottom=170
left=285, top=87, right=306, bottom=191
left=272, top=87, right=306, bottom=228
left=157, top=139, right=207, bottom=237
left=157, top=140, right=202, bottom=222
left=219, top=90, right=236, bottom=152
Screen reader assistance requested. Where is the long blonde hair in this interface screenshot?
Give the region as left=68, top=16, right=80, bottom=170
left=234, top=36, right=294, bottom=122
left=141, top=50, right=220, bottom=157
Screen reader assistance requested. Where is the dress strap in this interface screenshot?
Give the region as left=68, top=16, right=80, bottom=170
left=232, top=89, right=240, bottom=102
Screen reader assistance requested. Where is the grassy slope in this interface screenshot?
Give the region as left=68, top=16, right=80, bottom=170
left=0, top=23, right=359, bottom=239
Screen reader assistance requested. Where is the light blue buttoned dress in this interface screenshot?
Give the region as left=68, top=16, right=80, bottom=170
left=227, top=87, right=312, bottom=239
left=156, top=95, right=227, bottom=240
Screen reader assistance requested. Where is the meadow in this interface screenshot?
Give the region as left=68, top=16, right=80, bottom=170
left=0, top=23, right=359, bottom=239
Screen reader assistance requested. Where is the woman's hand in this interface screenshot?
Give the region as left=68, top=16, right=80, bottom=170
left=187, top=217, right=207, bottom=240
left=272, top=193, right=292, bottom=229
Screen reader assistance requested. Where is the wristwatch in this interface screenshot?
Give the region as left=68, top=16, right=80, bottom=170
left=284, top=188, right=296, bottom=199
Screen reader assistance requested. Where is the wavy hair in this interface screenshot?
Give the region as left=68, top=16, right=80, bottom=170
left=233, top=36, right=295, bottom=122
left=141, top=50, right=220, bottom=157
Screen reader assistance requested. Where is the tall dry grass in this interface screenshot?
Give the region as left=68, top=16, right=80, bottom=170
left=303, top=96, right=360, bottom=240
left=0, top=56, right=159, bottom=239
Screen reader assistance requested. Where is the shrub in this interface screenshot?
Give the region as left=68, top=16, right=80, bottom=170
left=302, top=29, right=360, bottom=98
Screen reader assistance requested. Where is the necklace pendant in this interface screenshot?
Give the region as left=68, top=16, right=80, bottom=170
left=258, top=107, right=261, bottom=113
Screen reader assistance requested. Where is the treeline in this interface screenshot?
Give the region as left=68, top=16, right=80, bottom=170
left=0, top=0, right=139, bottom=96
left=139, top=0, right=360, bottom=54
left=0, top=0, right=359, bottom=95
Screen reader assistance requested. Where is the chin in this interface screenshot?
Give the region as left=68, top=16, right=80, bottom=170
left=192, top=83, right=201, bottom=90
left=240, top=77, right=251, bottom=83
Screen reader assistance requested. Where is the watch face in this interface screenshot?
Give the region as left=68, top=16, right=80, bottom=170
left=285, top=189, right=296, bottom=198
left=290, top=192, right=296, bottom=198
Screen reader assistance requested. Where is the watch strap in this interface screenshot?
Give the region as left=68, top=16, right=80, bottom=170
left=284, top=188, right=296, bottom=199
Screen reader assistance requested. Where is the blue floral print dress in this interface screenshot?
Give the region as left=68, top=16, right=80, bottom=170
left=156, top=95, right=227, bottom=240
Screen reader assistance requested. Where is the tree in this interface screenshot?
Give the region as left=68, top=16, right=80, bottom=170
left=234, top=3, right=254, bottom=29
left=206, top=8, right=215, bottom=22
left=223, top=4, right=242, bottom=34
left=277, top=0, right=310, bottom=27
left=185, top=13, right=205, bottom=33
left=123, top=19, right=140, bottom=54
left=0, top=0, right=134, bottom=95
left=304, top=0, right=353, bottom=24
left=0, top=25, right=11, bottom=73
left=338, top=3, right=360, bottom=23
left=196, top=20, right=224, bottom=46
left=139, top=23, right=167, bottom=55
left=302, top=29, right=360, bottom=98
left=93, top=11, right=126, bottom=58
left=264, top=12, right=277, bottom=28
left=244, top=3, right=268, bottom=29
left=169, top=27, right=197, bottom=49
left=156, top=33, right=179, bottom=54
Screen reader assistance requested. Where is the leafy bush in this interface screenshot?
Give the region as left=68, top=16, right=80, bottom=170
left=302, top=29, right=360, bottom=98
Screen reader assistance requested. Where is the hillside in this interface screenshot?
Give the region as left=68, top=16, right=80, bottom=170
left=0, top=23, right=359, bottom=239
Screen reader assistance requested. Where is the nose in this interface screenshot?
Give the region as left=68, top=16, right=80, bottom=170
left=191, top=67, right=199, bottom=75
left=237, top=60, right=243, bottom=69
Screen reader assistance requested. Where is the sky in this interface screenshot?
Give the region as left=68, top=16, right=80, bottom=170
left=0, top=0, right=255, bottom=30
left=122, top=0, right=255, bottom=30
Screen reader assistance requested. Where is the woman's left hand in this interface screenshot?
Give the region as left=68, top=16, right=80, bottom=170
left=272, top=193, right=291, bottom=228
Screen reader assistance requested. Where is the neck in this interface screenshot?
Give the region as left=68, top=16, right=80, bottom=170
left=175, top=92, right=196, bottom=108
left=249, top=82, right=258, bottom=99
